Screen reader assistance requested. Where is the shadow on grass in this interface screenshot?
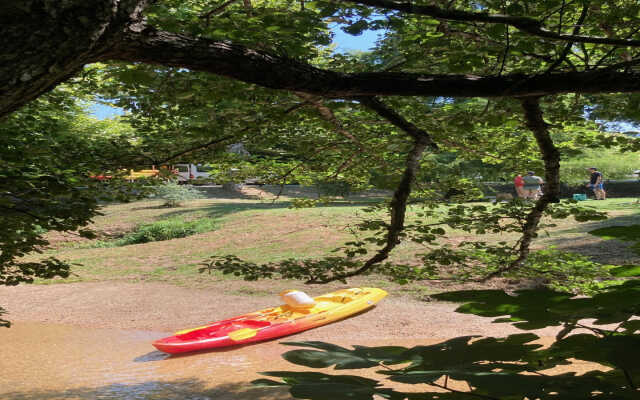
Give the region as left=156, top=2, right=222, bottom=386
left=552, top=212, right=640, bottom=235
left=155, top=199, right=385, bottom=222
left=194, top=184, right=389, bottom=201
left=546, top=235, right=640, bottom=264
left=2, top=380, right=287, bottom=400
left=129, top=204, right=175, bottom=211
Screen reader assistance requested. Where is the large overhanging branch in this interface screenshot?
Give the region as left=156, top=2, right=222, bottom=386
left=5, top=0, right=640, bottom=120
left=102, top=28, right=640, bottom=100
left=343, top=0, right=640, bottom=47
left=6, top=3, right=640, bottom=120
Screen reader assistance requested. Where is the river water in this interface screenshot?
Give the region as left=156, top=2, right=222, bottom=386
left=0, top=322, right=301, bottom=399
left=1, top=322, right=608, bottom=399
left=1, top=323, right=449, bottom=400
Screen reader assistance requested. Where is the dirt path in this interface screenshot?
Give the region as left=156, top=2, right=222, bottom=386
left=0, top=281, right=560, bottom=339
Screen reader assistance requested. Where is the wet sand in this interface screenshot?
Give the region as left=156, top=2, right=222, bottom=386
left=0, top=281, right=562, bottom=337
left=1, top=322, right=294, bottom=400
left=1, top=282, right=568, bottom=399
left=0, top=322, right=474, bottom=400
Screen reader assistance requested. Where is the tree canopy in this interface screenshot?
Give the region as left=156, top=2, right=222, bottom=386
left=4, top=0, right=640, bottom=285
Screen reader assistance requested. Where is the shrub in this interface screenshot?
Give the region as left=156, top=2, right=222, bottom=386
left=119, top=218, right=216, bottom=245
left=154, top=182, right=203, bottom=207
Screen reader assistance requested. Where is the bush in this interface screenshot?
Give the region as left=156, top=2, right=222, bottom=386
left=119, top=218, right=216, bottom=245
left=154, top=181, right=203, bottom=207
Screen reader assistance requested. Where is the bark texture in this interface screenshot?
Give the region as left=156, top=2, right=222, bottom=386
left=108, top=28, right=640, bottom=99
left=513, top=97, right=561, bottom=266
left=0, top=0, right=149, bottom=117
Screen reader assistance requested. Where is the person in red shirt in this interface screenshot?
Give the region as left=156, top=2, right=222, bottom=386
left=513, top=174, right=525, bottom=198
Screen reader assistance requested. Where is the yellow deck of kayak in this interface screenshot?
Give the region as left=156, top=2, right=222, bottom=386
left=249, top=287, right=387, bottom=322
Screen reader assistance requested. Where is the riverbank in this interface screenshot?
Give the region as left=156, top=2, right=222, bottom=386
left=0, top=281, right=561, bottom=338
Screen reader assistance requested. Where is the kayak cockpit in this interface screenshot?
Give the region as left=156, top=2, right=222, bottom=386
left=176, top=320, right=271, bottom=341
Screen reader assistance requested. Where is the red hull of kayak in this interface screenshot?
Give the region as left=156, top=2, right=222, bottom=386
left=153, top=317, right=318, bottom=353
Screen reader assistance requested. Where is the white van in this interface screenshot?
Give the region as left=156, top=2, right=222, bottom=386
left=174, top=164, right=213, bottom=183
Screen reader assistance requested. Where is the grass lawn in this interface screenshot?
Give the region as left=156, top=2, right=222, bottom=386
left=32, top=190, right=640, bottom=291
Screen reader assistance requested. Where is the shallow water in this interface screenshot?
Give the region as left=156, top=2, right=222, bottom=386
left=0, top=322, right=298, bottom=399
left=1, top=322, right=605, bottom=399
left=1, top=323, right=444, bottom=400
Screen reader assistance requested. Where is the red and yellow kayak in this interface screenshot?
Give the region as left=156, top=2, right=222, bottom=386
left=152, top=287, right=387, bottom=354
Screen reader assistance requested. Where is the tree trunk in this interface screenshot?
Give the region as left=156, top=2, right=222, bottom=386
left=484, top=97, right=561, bottom=280
left=0, top=0, right=147, bottom=118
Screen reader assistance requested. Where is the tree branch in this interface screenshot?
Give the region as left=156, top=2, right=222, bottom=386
left=200, top=0, right=240, bottom=19
left=306, top=134, right=431, bottom=283
left=344, top=0, right=640, bottom=47
left=545, top=2, right=589, bottom=73
left=7, top=0, right=640, bottom=119
left=103, top=28, right=640, bottom=100
left=295, top=94, right=367, bottom=151
left=154, top=134, right=235, bottom=165
left=483, top=97, right=560, bottom=280
left=358, top=97, right=439, bottom=150
left=593, top=26, right=640, bottom=69
left=307, top=99, right=436, bottom=283
left=498, top=24, right=510, bottom=76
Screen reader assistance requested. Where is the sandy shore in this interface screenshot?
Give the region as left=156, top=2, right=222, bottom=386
left=0, top=281, right=561, bottom=339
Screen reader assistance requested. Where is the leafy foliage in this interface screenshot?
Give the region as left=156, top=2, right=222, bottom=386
left=609, top=264, right=640, bottom=278
left=124, top=218, right=214, bottom=244
left=153, top=181, right=204, bottom=207
left=201, top=199, right=610, bottom=290
left=258, top=281, right=640, bottom=399
left=0, top=87, right=149, bottom=298
left=514, top=249, right=615, bottom=294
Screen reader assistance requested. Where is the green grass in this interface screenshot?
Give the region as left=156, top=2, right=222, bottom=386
left=29, top=195, right=640, bottom=289
left=231, top=287, right=274, bottom=296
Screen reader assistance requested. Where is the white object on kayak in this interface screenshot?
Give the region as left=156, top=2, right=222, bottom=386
left=280, top=290, right=316, bottom=308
